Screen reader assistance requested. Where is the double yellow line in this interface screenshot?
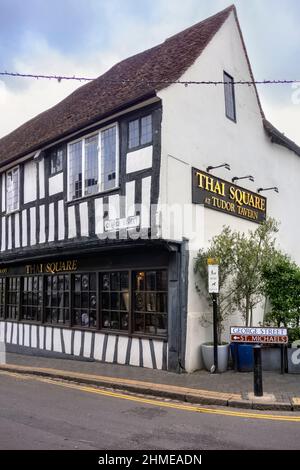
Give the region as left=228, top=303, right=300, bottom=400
left=1, top=369, right=299, bottom=423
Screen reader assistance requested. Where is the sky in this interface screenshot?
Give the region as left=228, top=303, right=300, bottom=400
left=0, top=0, right=299, bottom=144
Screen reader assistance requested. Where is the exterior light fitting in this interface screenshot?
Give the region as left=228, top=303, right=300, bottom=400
left=206, top=163, right=231, bottom=173
left=257, top=187, right=279, bottom=194
left=232, top=175, right=254, bottom=183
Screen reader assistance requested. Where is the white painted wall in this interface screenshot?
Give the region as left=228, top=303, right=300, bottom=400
left=24, top=160, right=37, bottom=203
left=158, top=11, right=300, bottom=371
left=126, top=146, right=153, bottom=173
left=49, top=172, right=63, bottom=195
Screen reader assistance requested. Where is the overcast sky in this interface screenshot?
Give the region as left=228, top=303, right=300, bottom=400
left=0, top=0, right=299, bottom=144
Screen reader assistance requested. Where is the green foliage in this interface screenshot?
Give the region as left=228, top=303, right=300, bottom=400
left=262, top=253, right=300, bottom=328
left=287, top=327, right=300, bottom=343
left=232, top=218, right=279, bottom=326
left=194, top=218, right=280, bottom=340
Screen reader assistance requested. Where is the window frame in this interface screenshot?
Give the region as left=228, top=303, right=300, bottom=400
left=127, top=113, right=153, bottom=152
left=49, top=147, right=64, bottom=176
left=223, top=71, right=236, bottom=123
left=0, top=266, right=168, bottom=340
left=6, top=165, right=20, bottom=214
left=67, top=122, right=119, bottom=202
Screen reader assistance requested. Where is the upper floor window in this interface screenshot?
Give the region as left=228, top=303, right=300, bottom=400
left=128, top=114, right=152, bottom=150
left=50, top=147, right=64, bottom=175
left=68, top=124, right=118, bottom=201
left=6, top=166, right=19, bottom=213
left=224, top=71, right=236, bottom=122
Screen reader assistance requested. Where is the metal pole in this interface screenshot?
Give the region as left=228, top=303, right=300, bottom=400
left=253, top=345, right=263, bottom=396
left=280, top=344, right=285, bottom=375
left=212, top=293, right=218, bottom=373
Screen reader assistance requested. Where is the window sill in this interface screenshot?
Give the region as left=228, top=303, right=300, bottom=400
left=66, top=186, right=120, bottom=205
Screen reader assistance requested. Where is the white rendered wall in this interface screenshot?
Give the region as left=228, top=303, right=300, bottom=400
left=158, top=11, right=300, bottom=371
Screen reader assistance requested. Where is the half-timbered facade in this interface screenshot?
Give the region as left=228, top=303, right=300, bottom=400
left=0, top=5, right=299, bottom=372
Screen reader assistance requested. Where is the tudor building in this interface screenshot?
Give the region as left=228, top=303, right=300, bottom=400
left=0, top=5, right=299, bottom=372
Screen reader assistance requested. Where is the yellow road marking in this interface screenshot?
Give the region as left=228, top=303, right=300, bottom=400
left=0, top=369, right=299, bottom=423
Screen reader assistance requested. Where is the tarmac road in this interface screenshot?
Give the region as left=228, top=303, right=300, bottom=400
left=0, top=370, right=299, bottom=450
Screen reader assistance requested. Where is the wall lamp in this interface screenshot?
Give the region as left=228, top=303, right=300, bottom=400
left=257, top=187, right=279, bottom=194
left=206, top=163, right=231, bottom=173
left=232, top=175, right=254, bottom=183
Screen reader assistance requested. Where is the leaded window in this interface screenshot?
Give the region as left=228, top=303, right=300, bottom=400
left=133, top=270, right=167, bottom=336
left=68, top=125, right=117, bottom=201
left=101, top=272, right=129, bottom=331
left=69, top=141, right=83, bottom=200
left=73, top=273, right=97, bottom=328
left=101, top=126, right=117, bottom=191
left=7, top=277, right=20, bottom=320
left=224, top=71, right=236, bottom=122
left=45, top=274, right=70, bottom=324
left=22, top=276, right=43, bottom=322
left=6, top=166, right=19, bottom=213
left=0, top=277, right=5, bottom=318
left=50, top=147, right=64, bottom=175
left=128, top=114, right=152, bottom=149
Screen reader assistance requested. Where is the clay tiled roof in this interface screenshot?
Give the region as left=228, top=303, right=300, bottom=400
left=0, top=5, right=234, bottom=166
left=1, top=4, right=299, bottom=165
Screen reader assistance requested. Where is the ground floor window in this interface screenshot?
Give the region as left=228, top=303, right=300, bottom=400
left=45, top=274, right=70, bottom=325
left=0, top=268, right=168, bottom=338
left=73, top=273, right=97, bottom=328
left=0, top=277, right=5, bottom=318
left=7, top=277, right=20, bottom=320
left=101, top=271, right=129, bottom=331
left=22, top=276, right=43, bottom=322
left=133, top=270, right=168, bottom=336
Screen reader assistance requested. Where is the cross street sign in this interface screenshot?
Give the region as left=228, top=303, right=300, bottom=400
left=230, top=326, right=288, bottom=344
left=208, top=264, right=219, bottom=293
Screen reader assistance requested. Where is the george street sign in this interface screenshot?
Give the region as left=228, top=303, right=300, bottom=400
left=231, top=326, right=287, bottom=336
left=230, top=326, right=288, bottom=344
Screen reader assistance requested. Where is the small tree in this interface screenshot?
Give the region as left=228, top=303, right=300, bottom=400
left=194, top=226, right=237, bottom=344
left=232, top=218, right=279, bottom=326
left=262, top=253, right=300, bottom=327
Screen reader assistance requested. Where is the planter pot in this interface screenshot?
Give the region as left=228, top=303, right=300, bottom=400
left=230, top=343, right=253, bottom=372
left=288, top=348, right=300, bottom=373
left=201, top=343, right=229, bottom=372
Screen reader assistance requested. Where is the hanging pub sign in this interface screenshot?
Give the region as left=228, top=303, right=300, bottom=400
left=192, top=168, right=266, bottom=223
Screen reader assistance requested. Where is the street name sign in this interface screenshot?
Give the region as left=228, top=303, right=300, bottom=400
left=230, top=326, right=288, bottom=345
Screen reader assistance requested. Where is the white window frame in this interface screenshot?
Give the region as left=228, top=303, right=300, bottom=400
left=67, top=122, right=119, bottom=201
left=6, top=165, right=20, bottom=214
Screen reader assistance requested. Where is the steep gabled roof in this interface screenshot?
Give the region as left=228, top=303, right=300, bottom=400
left=0, top=5, right=234, bottom=166
left=263, top=119, right=300, bottom=157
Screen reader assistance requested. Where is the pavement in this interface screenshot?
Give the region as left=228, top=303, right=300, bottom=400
left=1, top=352, right=300, bottom=411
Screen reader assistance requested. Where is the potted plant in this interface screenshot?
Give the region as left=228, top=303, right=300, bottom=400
left=230, top=218, right=279, bottom=371
left=195, top=219, right=280, bottom=372
left=195, top=227, right=236, bottom=373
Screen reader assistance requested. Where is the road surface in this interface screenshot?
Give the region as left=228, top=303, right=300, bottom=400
left=0, top=370, right=299, bottom=450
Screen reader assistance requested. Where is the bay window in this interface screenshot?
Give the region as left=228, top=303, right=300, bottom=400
left=68, top=124, right=118, bottom=200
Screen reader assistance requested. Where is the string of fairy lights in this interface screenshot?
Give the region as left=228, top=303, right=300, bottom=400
left=0, top=71, right=299, bottom=85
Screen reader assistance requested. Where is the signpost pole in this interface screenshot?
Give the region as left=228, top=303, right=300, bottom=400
left=212, top=293, right=218, bottom=373
left=280, top=344, right=285, bottom=375
left=207, top=258, right=219, bottom=374
left=253, top=345, right=263, bottom=396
